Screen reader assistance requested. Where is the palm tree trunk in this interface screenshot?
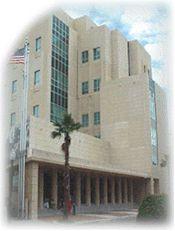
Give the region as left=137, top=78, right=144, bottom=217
left=63, top=135, right=71, bottom=218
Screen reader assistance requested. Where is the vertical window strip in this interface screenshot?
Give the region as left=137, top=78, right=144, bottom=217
left=149, top=78, right=158, bottom=165
left=50, top=15, right=69, bottom=123
left=127, top=42, right=130, bottom=76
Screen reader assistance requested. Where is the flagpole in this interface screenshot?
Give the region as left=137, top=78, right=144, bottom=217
left=18, top=38, right=29, bottom=219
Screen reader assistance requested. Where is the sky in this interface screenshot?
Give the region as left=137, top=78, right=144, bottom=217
left=61, top=3, right=170, bottom=89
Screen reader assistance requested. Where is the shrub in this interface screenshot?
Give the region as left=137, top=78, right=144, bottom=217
left=137, top=194, right=167, bottom=220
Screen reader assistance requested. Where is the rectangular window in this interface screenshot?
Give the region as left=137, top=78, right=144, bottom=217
left=12, top=80, right=17, bottom=93
left=36, top=37, right=41, bottom=52
left=94, top=112, right=100, bottom=125
left=81, top=50, right=88, bottom=63
left=94, top=79, right=100, bottom=92
left=82, top=81, right=89, bottom=94
left=34, top=70, right=40, bottom=85
left=33, top=105, right=40, bottom=118
left=10, top=112, right=16, bottom=126
left=93, top=47, right=100, bottom=60
left=82, top=114, right=89, bottom=127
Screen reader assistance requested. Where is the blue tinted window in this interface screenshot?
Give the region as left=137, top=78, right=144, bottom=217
left=82, top=50, right=88, bottom=63
left=51, top=16, right=69, bottom=123
left=34, top=70, right=40, bottom=85
left=82, top=81, right=89, bottom=94
left=33, top=105, right=40, bottom=117
left=36, top=37, right=41, bottom=51
left=94, top=79, right=100, bottom=92
left=82, top=114, right=89, bottom=127
left=12, top=80, right=17, bottom=93
left=149, top=78, right=158, bottom=165
left=93, top=47, right=100, bottom=60
left=94, top=112, right=100, bottom=125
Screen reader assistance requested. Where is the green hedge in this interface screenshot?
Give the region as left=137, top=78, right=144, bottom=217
left=137, top=194, right=167, bottom=220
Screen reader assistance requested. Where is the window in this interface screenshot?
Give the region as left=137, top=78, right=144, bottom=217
left=82, top=81, right=89, bottom=94
left=36, top=37, right=41, bottom=52
left=34, top=70, right=40, bottom=85
left=151, top=127, right=157, bottom=146
left=94, top=79, right=100, bottom=92
left=12, top=80, right=17, bottom=93
left=94, top=112, right=100, bottom=125
left=93, top=47, right=100, bottom=60
left=149, top=91, right=156, bottom=120
left=33, top=105, right=40, bottom=117
left=144, top=65, right=146, bottom=73
left=10, top=113, right=16, bottom=126
left=81, top=50, right=88, bottom=63
left=50, top=16, right=69, bottom=123
left=149, top=78, right=158, bottom=166
left=82, top=114, right=89, bottom=127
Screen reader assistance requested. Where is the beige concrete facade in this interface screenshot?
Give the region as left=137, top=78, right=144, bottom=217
left=6, top=10, right=169, bottom=219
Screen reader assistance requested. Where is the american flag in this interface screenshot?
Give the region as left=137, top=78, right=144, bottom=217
left=10, top=47, right=25, bottom=64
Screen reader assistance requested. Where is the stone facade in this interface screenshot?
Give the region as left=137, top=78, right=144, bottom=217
left=6, top=9, right=169, bottom=219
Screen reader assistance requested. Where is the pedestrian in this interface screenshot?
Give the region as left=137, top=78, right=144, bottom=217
left=67, top=199, right=72, bottom=214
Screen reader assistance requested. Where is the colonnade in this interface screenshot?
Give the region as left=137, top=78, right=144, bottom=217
left=38, top=170, right=134, bottom=208
left=26, top=163, right=156, bottom=219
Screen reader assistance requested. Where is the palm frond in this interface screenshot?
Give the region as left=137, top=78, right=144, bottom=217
left=51, top=113, right=81, bottom=139
left=62, top=113, right=73, bottom=127
left=51, top=131, right=62, bottom=139
left=52, top=121, right=62, bottom=128
left=70, top=122, right=81, bottom=132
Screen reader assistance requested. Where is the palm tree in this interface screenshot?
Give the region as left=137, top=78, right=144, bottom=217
left=51, top=113, right=81, bottom=218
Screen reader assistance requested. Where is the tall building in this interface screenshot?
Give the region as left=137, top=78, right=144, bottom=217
left=6, top=10, right=169, bottom=219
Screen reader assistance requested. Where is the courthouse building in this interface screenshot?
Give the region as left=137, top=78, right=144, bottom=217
left=6, top=10, right=169, bottom=219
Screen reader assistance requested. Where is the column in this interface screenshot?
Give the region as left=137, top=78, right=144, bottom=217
left=103, top=176, right=108, bottom=205
left=27, top=162, right=39, bottom=219
left=154, top=179, right=160, bottom=194
left=76, top=172, right=81, bottom=207
left=130, top=179, right=134, bottom=204
left=145, top=178, right=154, bottom=195
left=85, top=174, right=91, bottom=206
left=118, top=177, right=122, bottom=204
left=123, top=178, right=128, bottom=204
left=51, top=169, right=57, bottom=209
left=111, top=177, right=115, bottom=205
left=95, top=176, right=100, bottom=206
left=140, top=180, right=146, bottom=201
left=38, top=168, right=44, bottom=209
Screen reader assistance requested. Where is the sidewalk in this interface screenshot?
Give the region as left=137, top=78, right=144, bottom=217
left=38, top=210, right=138, bottom=225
